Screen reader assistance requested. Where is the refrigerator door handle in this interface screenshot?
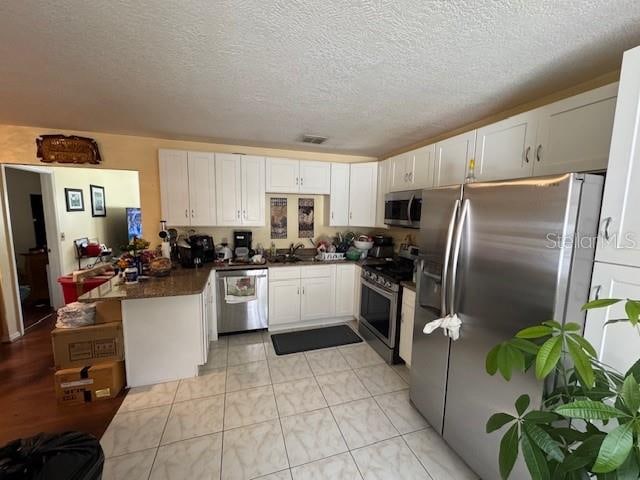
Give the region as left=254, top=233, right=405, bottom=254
left=439, top=199, right=461, bottom=314
left=449, top=198, right=470, bottom=315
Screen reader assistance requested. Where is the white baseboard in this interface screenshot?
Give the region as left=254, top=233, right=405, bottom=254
left=268, top=316, right=355, bottom=333
left=2, top=330, right=21, bottom=343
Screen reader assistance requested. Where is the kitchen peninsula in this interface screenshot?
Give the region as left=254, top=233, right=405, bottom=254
left=79, top=259, right=361, bottom=387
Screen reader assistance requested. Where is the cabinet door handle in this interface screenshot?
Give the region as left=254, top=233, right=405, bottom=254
left=191, top=209, right=195, bottom=218
left=331, top=211, right=334, bottom=219
left=237, top=210, right=240, bottom=219
left=297, top=288, right=300, bottom=294
left=301, top=177, right=304, bottom=186
left=593, top=285, right=602, bottom=301
left=409, top=172, right=413, bottom=181
left=602, top=217, right=612, bottom=241
left=536, top=144, right=543, bottom=162
left=302, top=287, right=305, bottom=295
left=296, top=177, right=299, bottom=185
left=185, top=209, right=188, bottom=218
left=349, top=212, right=353, bottom=219
left=243, top=210, right=246, bottom=219
left=524, top=146, right=531, bottom=163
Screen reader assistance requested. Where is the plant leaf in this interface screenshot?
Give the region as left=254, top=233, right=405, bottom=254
left=508, top=338, right=540, bottom=355
left=563, top=322, right=581, bottom=332
left=486, top=413, right=515, bottom=433
left=497, top=344, right=513, bottom=381
left=567, top=333, right=597, bottom=358
left=566, top=337, right=595, bottom=388
left=555, top=400, right=629, bottom=420
left=592, top=422, right=634, bottom=473
left=521, top=431, right=551, bottom=480
left=522, top=422, right=564, bottom=462
left=499, top=423, right=519, bottom=480
left=582, top=298, right=622, bottom=310
left=486, top=344, right=500, bottom=375
left=523, top=410, right=561, bottom=424
left=625, top=358, right=640, bottom=383
left=616, top=449, right=640, bottom=479
left=620, top=374, right=640, bottom=413
left=535, top=336, right=562, bottom=380
left=515, top=394, right=530, bottom=416
left=516, top=325, right=554, bottom=339
left=625, top=300, right=640, bottom=326
left=542, top=320, right=563, bottom=330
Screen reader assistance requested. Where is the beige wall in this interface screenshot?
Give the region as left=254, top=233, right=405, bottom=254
left=5, top=168, right=42, bottom=277
left=52, top=167, right=140, bottom=274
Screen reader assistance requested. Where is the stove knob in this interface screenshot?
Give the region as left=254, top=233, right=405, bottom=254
left=370, top=273, right=377, bottom=281
left=385, top=281, right=392, bottom=288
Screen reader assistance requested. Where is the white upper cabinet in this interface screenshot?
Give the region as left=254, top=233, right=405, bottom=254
left=215, top=153, right=242, bottom=225
left=375, top=158, right=392, bottom=228
left=159, top=149, right=190, bottom=225
left=534, top=83, right=618, bottom=176
left=474, top=110, right=539, bottom=182
left=216, top=153, right=265, bottom=226
left=187, top=151, right=216, bottom=226
left=412, top=144, right=436, bottom=189
left=241, top=155, right=266, bottom=226
left=299, top=161, right=331, bottom=194
left=434, top=131, right=476, bottom=187
left=265, top=158, right=299, bottom=193
left=390, top=152, right=412, bottom=191
left=329, top=163, right=350, bottom=226
left=348, top=162, right=378, bottom=227
left=585, top=262, right=640, bottom=373
left=265, top=157, right=331, bottom=194
left=159, top=149, right=216, bottom=226
left=596, top=47, right=640, bottom=268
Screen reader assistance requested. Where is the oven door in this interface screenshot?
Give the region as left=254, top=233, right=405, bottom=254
left=359, top=278, right=398, bottom=348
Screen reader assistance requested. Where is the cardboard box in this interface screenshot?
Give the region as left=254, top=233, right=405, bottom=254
left=94, top=300, right=122, bottom=324
left=51, top=322, right=124, bottom=369
left=54, top=361, right=125, bottom=405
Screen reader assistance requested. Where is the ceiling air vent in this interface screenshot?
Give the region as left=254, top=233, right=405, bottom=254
left=300, top=134, right=328, bottom=145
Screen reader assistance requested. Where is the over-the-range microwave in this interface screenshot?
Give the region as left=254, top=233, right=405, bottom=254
left=384, top=190, right=422, bottom=228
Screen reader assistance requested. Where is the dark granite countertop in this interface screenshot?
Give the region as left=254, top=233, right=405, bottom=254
left=78, top=259, right=363, bottom=302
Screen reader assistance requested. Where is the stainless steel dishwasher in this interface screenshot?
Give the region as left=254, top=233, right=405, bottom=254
left=216, top=269, right=268, bottom=333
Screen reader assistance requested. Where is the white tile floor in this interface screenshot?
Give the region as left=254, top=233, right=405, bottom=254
left=101, top=325, right=478, bottom=480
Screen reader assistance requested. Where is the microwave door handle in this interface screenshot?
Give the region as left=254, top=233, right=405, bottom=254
left=449, top=199, right=469, bottom=316
left=440, top=199, right=460, bottom=315
left=407, top=194, right=414, bottom=224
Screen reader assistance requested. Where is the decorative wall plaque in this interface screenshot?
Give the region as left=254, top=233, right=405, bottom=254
left=36, top=134, right=102, bottom=164
left=298, top=198, right=314, bottom=238
left=270, top=198, right=287, bottom=239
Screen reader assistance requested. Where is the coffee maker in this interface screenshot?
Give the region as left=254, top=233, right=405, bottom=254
left=233, top=231, right=252, bottom=261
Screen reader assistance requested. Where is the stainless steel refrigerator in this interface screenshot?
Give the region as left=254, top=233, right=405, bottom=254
left=410, top=173, right=603, bottom=480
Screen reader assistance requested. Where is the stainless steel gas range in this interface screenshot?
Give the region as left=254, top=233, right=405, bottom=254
left=358, top=246, right=419, bottom=364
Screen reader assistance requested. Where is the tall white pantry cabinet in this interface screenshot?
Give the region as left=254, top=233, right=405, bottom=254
left=585, top=45, right=640, bottom=373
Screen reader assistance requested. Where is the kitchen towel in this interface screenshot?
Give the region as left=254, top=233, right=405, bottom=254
left=224, top=277, right=257, bottom=304
left=423, top=313, right=462, bottom=340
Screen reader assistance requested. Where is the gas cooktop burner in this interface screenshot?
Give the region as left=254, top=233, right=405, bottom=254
left=362, top=258, right=414, bottom=290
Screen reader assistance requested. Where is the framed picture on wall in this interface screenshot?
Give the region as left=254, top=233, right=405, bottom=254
left=64, top=188, right=84, bottom=212
left=90, top=184, right=106, bottom=217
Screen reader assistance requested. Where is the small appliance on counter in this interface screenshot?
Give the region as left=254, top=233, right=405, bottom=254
left=233, top=231, right=253, bottom=261
left=217, top=242, right=233, bottom=261
left=178, top=234, right=215, bottom=268
left=369, top=235, right=394, bottom=258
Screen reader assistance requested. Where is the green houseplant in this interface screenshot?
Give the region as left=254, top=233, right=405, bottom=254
left=485, top=298, right=640, bottom=479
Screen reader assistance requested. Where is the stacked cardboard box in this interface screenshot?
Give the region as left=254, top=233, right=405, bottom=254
left=51, top=300, right=126, bottom=405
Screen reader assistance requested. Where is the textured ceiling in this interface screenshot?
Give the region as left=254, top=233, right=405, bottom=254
left=1, top=1, right=640, bottom=156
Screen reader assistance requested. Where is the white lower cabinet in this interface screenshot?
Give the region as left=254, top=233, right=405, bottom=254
left=269, top=278, right=302, bottom=326
left=335, top=264, right=356, bottom=317
left=399, top=288, right=416, bottom=366
left=268, top=264, right=355, bottom=330
left=585, top=262, right=640, bottom=374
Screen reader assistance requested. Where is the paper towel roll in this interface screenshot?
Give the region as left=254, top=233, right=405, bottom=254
left=161, top=242, right=171, bottom=259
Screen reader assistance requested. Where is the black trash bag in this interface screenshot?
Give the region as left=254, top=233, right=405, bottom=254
left=0, top=431, right=104, bottom=480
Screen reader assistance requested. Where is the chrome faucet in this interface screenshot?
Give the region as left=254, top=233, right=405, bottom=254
left=289, top=242, right=305, bottom=256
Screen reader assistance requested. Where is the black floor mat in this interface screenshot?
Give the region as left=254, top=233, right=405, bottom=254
left=270, top=324, right=363, bottom=355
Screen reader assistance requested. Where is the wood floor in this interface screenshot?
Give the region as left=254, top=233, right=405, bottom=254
left=0, top=315, right=125, bottom=446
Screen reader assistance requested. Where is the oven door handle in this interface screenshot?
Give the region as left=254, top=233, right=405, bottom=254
left=361, top=278, right=395, bottom=300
